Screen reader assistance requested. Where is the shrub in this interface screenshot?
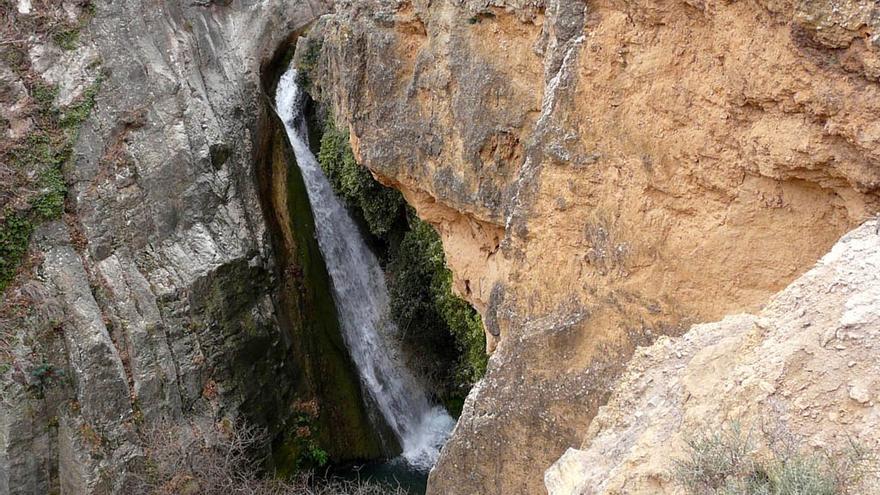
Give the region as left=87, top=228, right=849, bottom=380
left=131, top=420, right=405, bottom=495
left=673, top=423, right=877, bottom=495
left=388, top=213, right=487, bottom=407
left=316, top=120, right=405, bottom=237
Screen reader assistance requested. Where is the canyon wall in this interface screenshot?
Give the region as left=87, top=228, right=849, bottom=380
left=301, top=0, right=880, bottom=492
left=3, top=0, right=879, bottom=493
left=0, top=1, right=378, bottom=493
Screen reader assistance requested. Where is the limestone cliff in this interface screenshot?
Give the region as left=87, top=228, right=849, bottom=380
left=300, top=0, right=880, bottom=492
left=1, top=1, right=383, bottom=493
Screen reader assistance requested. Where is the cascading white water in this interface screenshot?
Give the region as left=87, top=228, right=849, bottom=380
left=275, top=66, right=455, bottom=471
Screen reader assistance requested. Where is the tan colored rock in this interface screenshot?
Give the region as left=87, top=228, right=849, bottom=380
left=307, top=0, right=880, bottom=492
left=545, top=220, right=880, bottom=494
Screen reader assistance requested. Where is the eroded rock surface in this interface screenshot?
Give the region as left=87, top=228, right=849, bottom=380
left=545, top=219, right=880, bottom=494
left=1, top=1, right=337, bottom=493
left=302, top=0, right=880, bottom=492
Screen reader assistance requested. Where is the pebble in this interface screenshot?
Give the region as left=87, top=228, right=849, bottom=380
left=849, top=384, right=871, bottom=405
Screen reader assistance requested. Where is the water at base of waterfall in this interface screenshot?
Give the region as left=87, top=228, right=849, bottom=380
left=329, top=458, right=430, bottom=494
left=275, top=65, right=455, bottom=472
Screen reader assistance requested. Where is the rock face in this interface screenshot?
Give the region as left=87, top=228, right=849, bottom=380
left=545, top=219, right=880, bottom=494
left=0, top=1, right=383, bottom=493
left=301, top=0, right=880, bottom=492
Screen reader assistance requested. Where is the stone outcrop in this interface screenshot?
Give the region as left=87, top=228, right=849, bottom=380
left=0, top=1, right=384, bottom=493
left=301, top=0, right=880, bottom=492
left=545, top=219, right=880, bottom=494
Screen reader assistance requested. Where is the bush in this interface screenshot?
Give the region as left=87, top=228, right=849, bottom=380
left=316, top=121, right=405, bottom=237
left=673, top=423, right=877, bottom=495
left=387, top=213, right=487, bottom=410
left=131, top=420, right=405, bottom=495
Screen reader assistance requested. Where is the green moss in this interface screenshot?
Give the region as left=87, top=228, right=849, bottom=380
left=52, top=29, right=80, bottom=51
left=60, top=77, right=102, bottom=130
left=51, top=2, right=96, bottom=51
left=316, top=120, right=405, bottom=237
left=31, top=82, right=59, bottom=116
left=1, top=74, right=100, bottom=295
left=0, top=214, right=34, bottom=293
left=32, top=166, right=67, bottom=220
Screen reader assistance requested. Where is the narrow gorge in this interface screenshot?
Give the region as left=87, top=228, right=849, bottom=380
left=2, top=0, right=880, bottom=494
left=275, top=65, right=454, bottom=470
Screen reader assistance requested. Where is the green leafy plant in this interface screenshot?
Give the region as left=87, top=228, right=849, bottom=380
left=317, top=120, right=405, bottom=237
left=388, top=214, right=487, bottom=388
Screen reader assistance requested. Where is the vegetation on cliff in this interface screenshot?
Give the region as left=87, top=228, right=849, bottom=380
left=673, top=423, right=876, bottom=495
left=0, top=1, right=101, bottom=293
left=316, top=119, right=487, bottom=414
left=132, top=419, right=405, bottom=494
left=317, top=120, right=405, bottom=237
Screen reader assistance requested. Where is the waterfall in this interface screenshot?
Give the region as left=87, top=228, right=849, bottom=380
left=275, top=66, right=455, bottom=471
